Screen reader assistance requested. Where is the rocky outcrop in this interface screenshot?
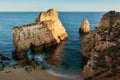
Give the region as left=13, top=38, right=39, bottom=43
left=13, top=8, right=68, bottom=60
left=98, top=11, right=120, bottom=29
left=82, top=11, right=120, bottom=80
left=79, top=19, right=90, bottom=33
left=35, top=8, right=58, bottom=22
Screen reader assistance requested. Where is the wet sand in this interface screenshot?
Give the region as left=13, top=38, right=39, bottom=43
left=0, top=67, right=81, bottom=80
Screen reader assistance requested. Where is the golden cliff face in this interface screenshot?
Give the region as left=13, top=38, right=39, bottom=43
left=82, top=11, right=120, bottom=79
left=13, top=8, right=68, bottom=60
left=36, top=8, right=58, bottom=22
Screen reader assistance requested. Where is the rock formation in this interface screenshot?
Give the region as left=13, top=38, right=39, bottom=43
left=82, top=11, right=120, bottom=80
left=13, top=8, right=68, bottom=60
left=79, top=19, right=90, bottom=33
left=98, top=11, right=120, bottom=29
left=35, top=8, right=58, bottom=22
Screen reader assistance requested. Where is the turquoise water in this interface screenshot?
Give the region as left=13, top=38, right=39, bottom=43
left=0, top=12, right=105, bottom=78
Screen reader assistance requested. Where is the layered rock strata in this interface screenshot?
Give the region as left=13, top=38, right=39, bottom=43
left=13, top=8, right=67, bottom=60
left=82, top=11, right=120, bottom=80
left=79, top=19, right=90, bottom=33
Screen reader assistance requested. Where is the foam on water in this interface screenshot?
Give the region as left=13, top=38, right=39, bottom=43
left=34, top=54, right=46, bottom=62
left=46, top=68, right=81, bottom=79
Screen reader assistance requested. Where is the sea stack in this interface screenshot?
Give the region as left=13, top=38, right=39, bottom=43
left=79, top=18, right=90, bottom=33
left=13, top=8, right=68, bottom=60
left=82, top=11, right=120, bottom=80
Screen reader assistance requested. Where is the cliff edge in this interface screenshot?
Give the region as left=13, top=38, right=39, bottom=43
left=82, top=11, right=120, bottom=80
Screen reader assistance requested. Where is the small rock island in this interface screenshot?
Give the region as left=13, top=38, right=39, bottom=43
left=79, top=18, right=90, bottom=33
left=13, top=8, right=68, bottom=60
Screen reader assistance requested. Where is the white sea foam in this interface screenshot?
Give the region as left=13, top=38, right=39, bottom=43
left=46, top=69, right=81, bottom=79
left=34, top=54, right=46, bottom=61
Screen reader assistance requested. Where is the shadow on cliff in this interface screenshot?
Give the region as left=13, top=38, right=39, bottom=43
left=12, top=41, right=58, bottom=60
left=12, top=40, right=66, bottom=69
left=79, top=32, right=89, bottom=66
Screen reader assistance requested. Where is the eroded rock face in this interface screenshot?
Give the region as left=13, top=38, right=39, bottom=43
left=98, top=11, right=120, bottom=29
left=79, top=19, right=90, bottom=33
left=82, top=11, right=120, bottom=79
left=36, top=8, right=58, bottom=22
left=13, top=8, right=67, bottom=60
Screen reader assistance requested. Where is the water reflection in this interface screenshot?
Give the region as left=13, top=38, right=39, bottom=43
left=45, top=41, right=66, bottom=66
left=80, top=33, right=89, bottom=40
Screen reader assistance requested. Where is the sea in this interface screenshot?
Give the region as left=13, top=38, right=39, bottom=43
left=0, top=12, right=105, bottom=79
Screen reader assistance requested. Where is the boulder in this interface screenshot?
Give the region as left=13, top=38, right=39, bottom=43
left=82, top=11, right=120, bottom=79
left=79, top=18, right=90, bottom=33
left=0, top=54, right=11, bottom=61
left=13, top=8, right=68, bottom=60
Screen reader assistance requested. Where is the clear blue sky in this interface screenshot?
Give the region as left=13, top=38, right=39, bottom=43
left=0, top=0, right=119, bottom=11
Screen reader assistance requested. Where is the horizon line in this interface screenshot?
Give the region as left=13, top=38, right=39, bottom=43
left=0, top=10, right=107, bottom=12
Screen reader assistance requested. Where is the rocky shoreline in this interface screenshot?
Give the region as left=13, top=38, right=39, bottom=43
left=81, top=11, right=120, bottom=80
left=0, top=9, right=120, bottom=80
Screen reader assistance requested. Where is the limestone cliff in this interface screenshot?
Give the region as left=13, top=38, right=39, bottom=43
left=79, top=19, right=90, bottom=33
left=82, top=11, right=120, bottom=80
left=98, top=11, right=120, bottom=29
left=35, top=8, right=58, bottom=22
left=13, top=8, right=67, bottom=60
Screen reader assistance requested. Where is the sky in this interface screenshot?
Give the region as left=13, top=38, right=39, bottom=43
left=0, top=0, right=119, bottom=12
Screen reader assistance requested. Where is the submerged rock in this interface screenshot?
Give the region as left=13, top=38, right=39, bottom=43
left=0, top=54, right=10, bottom=61
left=13, top=8, right=68, bottom=60
left=79, top=18, right=90, bottom=33
left=82, top=11, right=120, bottom=79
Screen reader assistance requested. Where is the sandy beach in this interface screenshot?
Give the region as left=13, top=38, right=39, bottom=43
left=0, top=67, right=81, bottom=80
